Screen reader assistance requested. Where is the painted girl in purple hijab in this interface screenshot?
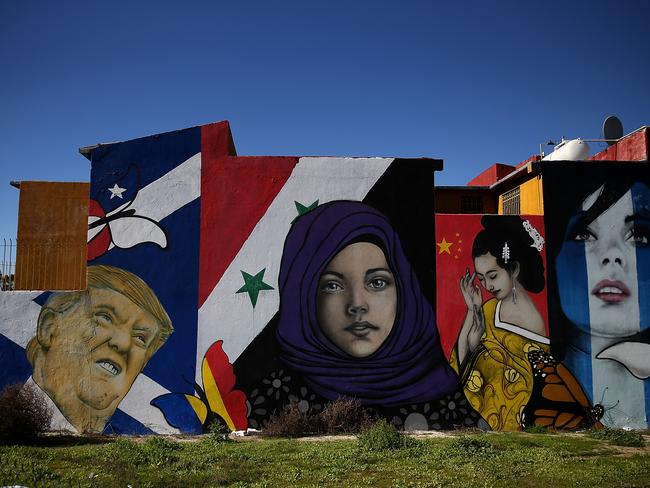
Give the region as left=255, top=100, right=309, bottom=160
left=245, top=201, right=484, bottom=430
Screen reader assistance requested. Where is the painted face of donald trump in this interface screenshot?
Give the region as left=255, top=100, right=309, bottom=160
left=27, top=265, right=173, bottom=433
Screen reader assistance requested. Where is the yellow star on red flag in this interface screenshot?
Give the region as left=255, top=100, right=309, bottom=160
left=437, top=237, right=453, bottom=255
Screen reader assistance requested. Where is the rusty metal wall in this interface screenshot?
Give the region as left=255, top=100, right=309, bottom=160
left=14, top=182, right=89, bottom=290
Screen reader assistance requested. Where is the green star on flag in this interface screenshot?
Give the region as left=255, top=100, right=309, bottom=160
left=293, top=200, right=319, bottom=223
left=236, top=268, right=274, bottom=307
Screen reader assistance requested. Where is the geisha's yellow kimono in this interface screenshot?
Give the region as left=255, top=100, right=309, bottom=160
left=450, top=298, right=550, bottom=431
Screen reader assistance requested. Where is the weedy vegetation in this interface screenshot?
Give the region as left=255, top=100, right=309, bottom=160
left=319, top=397, right=375, bottom=434
left=586, top=427, right=646, bottom=447
left=357, top=419, right=414, bottom=452
left=263, top=403, right=321, bottom=437
left=263, top=397, right=376, bottom=437
left=523, top=424, right=550, bottom=434
left=0, top=429, right=649, bottom=487
left=0, top=383, right=52, bottom=444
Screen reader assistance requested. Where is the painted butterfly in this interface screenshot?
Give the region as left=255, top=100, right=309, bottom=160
left=88, top=165, right=168, bottom=260
left=521, top=349, right=603, bottom=430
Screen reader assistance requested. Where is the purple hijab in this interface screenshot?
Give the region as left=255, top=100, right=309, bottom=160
left=276, top=201, right=458, bottom=407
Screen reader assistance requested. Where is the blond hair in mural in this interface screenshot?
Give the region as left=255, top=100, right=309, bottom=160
left=27, top=265, right=173, bottom=363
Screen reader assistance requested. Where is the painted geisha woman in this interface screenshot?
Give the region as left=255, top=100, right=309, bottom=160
left=450, top=215, right=549, bottom=431
left=247, top=201, right=485, bottom=430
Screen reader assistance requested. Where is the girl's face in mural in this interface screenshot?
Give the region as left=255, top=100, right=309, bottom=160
left=473, top=252, right=518, bottom=301
left=557, top=183, right=650, bottom=336
left=317, top=242, right=397, bottom=358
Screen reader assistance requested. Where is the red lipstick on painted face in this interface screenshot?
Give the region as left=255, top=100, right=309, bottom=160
left=591, top=280, right=631, bottom=303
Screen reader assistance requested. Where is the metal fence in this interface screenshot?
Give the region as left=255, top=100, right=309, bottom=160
left=1, top=238, right=16, bottom=291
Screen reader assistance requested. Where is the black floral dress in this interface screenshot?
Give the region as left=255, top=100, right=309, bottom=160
left=245, top=367, right=488, bottom=431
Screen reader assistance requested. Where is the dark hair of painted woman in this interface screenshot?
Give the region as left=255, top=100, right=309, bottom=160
left=471, top=215, right=546, bottom=293
left=456, top=215, right=547, bottom=367
left=452, top=215, right=549, bottom=431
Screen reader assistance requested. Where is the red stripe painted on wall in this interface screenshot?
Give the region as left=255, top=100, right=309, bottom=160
left=199, top=123, right=298, bottom=306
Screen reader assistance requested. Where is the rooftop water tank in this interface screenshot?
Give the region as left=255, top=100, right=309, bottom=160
left=542, top=138, right=590, bottom=161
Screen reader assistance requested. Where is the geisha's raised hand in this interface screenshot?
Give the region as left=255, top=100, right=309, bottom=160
left=460, top=268, right=482, bottom=311
left=466, top=304, right=486, bottom=354
left=456, top=270, right=485, bottom=365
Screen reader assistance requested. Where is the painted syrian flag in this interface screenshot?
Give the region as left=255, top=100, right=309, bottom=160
left=196, top=153, right=395, bottom=380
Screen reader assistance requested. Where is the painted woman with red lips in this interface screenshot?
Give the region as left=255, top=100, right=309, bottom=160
left=450, top=215, right=551, bottom=430
left=555, top=175, right=650, bottom=428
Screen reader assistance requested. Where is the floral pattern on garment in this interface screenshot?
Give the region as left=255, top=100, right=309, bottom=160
left=246, top=368, right=487, bottom=431
left=451, top=298, right=550, bottom=431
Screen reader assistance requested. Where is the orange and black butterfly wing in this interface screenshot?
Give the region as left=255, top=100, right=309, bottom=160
left=522, top=350, right=603, bottom=430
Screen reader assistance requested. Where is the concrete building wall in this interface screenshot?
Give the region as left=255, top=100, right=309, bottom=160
left=1, top=124, right=649, bottom=435
left=589, top=127, right=648, bottom=161
left=435, top=188, right=497, bottom=214
left=497, top=175, right=544, bottom=215
left=1, top=121, right=457, bottom=435
left=467, top=163, right=516, bottom=186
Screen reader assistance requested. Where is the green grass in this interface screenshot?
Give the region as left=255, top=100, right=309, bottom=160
left=358, top=419, right=414, bottom=452
left=0, top=431, right=648, bottom=487
left=586, top=427, right=646, bottom=447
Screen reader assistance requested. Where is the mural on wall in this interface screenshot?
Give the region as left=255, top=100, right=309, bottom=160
left=3, top=120, right=478, bottom=434
left=152, top=340, right=247, bottom=434
left=436, top=214, right=604, bottom=431
left=232, top=200, right=484, bottom=431
left=3, top=123, right=646, bottom=434
left=81, top=124, right=205, bottom=434
left=543, top=162, right=650, bottom=429
left=180, top=144, right=484, bottom=432
left=87, top=164, right=168, bottom=261
left=436, top=215, right=550, bottom=430
left=0, top=123, right=206, bottom=434
left=25, top=265, right=173, bottom=433
left=522, top=348, right=604, bottom=429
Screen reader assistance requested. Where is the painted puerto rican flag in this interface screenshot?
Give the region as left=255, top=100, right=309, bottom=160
left=83, top=124, right=206, bottom=434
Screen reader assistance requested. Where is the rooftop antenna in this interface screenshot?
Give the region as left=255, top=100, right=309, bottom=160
left=602, top=115, right=624, bottom=146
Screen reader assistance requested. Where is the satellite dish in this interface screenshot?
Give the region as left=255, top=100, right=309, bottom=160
left=603, top=116, right=623, bottom=145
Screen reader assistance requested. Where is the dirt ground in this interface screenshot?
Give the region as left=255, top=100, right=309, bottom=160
left=40, top=428, right=650, bottom=451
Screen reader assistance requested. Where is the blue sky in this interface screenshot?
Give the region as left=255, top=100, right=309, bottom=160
left=1, top=0, right=649, bottom=239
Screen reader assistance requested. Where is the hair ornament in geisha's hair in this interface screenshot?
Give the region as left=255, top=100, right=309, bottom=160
left=523, top=220, right=545, bottom=252
left=502, top=242, right=510, bottom=263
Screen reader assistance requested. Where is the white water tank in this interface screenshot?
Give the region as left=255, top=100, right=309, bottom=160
left=542, top=138, right=590, bottom=161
